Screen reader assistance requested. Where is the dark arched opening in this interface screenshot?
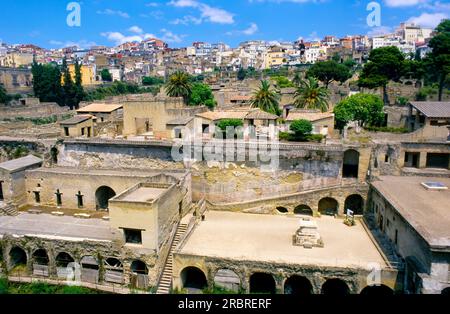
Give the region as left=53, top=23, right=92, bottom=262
left=284, top=275, right=313, bottom=295
left=55, top=252, right=74, bottom=267
left=276, top=207, right=288, bottom=214
left=294, top=205, right=313, bottom=216
left=344, top=194, right=364, bottom=215
left=360, top=285, right=394, bottom=295
left=32, top=249, right=49, bottom=265
left=250, top=273, right=276, bottom=294
left=321, top=279, right=350, bottom=296
left=343, top=149, right=360, bottom=178
left=104, top=257, right=124, bottom=284
left=318, top=197, right=338, bottom=216
left=9, top=247, right=27, bottom=268
left=95, top=186, right=116, bottom=211
left=181, top=267, right=208, bottom=292
left=80, top=255, right=100, bottom=284
left=131, top=260, right=148, bottom=275
left=442, top=287, right=450, bottom=295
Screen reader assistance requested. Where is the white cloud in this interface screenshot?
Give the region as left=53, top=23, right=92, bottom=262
left=170, top=15, right=202, bottom=25
left=49, top=39, right=97, bottom=49
left=96, top=9, right=130, bottom=18
left=367, top=26, right=393, bottom=36
left=169, top=0, right=234, bottom=24
left=101, top=32, right=156, bottom=45
left=384, top=0, right=427, bottom=7
left=160, top=29, right=185, bottom=43
left=242, top=23, right=259, bottom=35
left=146, top=2, right=159, bottom=7
left=129, top=26, right=144, bottom=34
left=407, top=12, right=448, bottom=28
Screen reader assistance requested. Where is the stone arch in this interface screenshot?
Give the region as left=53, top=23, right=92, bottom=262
left=321, top=278, right=350, bottom=295
left=104, top=257, right=124, bottom=284
left=180, top=266, right=208, bottom=292
left=80, top=255, right=100, bottom=284
left=360, top=285, right=394, bottom=295
left=249, top=272, right=276, bottom=294
left=130, top=260, right=149, bottom=290
left=294, top=204, right=313, bottom=216
left=95, top=186, right=116, bottom=211
left=284, top=275, right=313, bottom=295
left=214, top=269, right=241, bottom=292
left=9, top=246, right=27, bottom=269
left=318, top=197, right=339, bottom=216
left=55, top=252, right=74, bottom=267
left=344, top=194, right=365, bottom=215
left=32, top=249, right=49, bottom=265
left=343, top=149, right=360, bottom=178
left=130, top=260, right=148, bottom=275
left=442, top=287, right=450, bottom=295
left=276, top=207, right=289, bottom=214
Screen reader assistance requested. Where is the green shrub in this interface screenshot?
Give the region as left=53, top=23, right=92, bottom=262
left=290, top=119, right=313, bottom=139
left=0, top=277, right=8, bottom=294
left=306, top=134, right=324, bottom=142
left=217, top=119, right=243, bottom=131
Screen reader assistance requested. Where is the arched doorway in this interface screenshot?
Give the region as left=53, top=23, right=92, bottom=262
left=9, top=247, right=27, bottom=269
left=95, top=186, right=116, bottom=211
left=249, top=273, right=276, bottom=294
left=80, top=255, right=100, bottom=284
left=214, top=269, right=241, bottom=293
left=360, top=285, right=394, bottom=295
left=130, top=260, right=149, bottom=289
left=343, top=149, right=360, bottom=178
left=276, top=207, right=288, bottom=214
left=104, top=257, right=124, bottom=284
left=32, top=249, right=49, bottom=277
left=321, top=279, right=350, bottom=295
left=442, top=287, right=450, bottom=295
left=284, top=275, right=313, bottom=295
left=294, top=205, right=313, bottom=216
left=180, top=267, right=208, bottom=292
left=318, top=198, right=338, bottom=216
left=55, top=252, right=75, bottom=279
left=344, top=194, right=364, bottom=215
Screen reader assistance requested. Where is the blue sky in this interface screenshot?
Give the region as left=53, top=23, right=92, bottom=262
left=0, top=0, right=448, bottom=49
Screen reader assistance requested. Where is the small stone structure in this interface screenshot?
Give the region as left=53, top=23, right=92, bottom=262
left=293, top=218, right=324, bottom=248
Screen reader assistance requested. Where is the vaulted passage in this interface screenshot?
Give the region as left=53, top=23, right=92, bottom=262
left=9, top=247, right=27, bottom=268
left=214, top=269, right=241, bottom=292
left=360, top=285, right=394, bottom=295
left=95, top=186, right=116, bottom=211
left=104, top=258, right=124, bottom=284
left=294, top=205, right=313, bottom=216
left=284, top=275, right=313, bottom=295
left=250, top=273, right=276, bottom=294
left=442, top=287, right=450, bottom=295
left=276, top=207, right=288, bottom=214
left=318, top=197, right=338, bottom=216
left=321, top=279, right=350, bottom=296
left=32, top=249, right=49, bottom=265
left=344, top=194, right=364, bottom=215
left=55, top=252, right=74, bottom=267
left=80, top=255, right=100, bottom=284
left=181, top=267, right=208, bottom=292
left=130, top=260, right=149, bottom=290
left=343, top=149, right=360, bottom=178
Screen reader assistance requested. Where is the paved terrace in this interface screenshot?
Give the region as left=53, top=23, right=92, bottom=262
left=0, top=213, right=119, bottom=242
left=180, top=211, right=387, bottom=269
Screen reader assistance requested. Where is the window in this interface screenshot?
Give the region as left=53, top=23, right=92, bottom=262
left=124, top=229, right=143, bottom=244
left=55, top=189, right=62, bottom=206
left=395, top=229, right=398, bottom=245
left=385, top=155, right=389, bottom=163
left=64, top=127, right=69, bottom=136
left=0, top=181, right=3, bottom=201
left=81, top=128, right=85, bottom=136
left=76, top=191, right=84, bottom=208
left=33, top=191, right=40, bottom=203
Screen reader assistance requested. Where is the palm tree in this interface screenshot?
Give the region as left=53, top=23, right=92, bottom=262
left=250, top=80, right=281, bottom=115
left=292, top=73, right=302, bottom=86
left=294, top=77, right=330, bottom=112
left=165, top=71, right=192, bottom=104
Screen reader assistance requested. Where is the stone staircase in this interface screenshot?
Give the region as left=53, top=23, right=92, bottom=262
left=156, top=223, right=188, bottom=294
left=0, top=202, right=19, bottom=216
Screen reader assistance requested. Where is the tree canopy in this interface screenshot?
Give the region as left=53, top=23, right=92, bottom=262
left=307, top=60, right=351, bottom=87
left=333, top=93, right=384, bottom=130
left=250, top=80, right=281, bottom=115
left=165, top=71, right=192, bottom=104
left=189, top=83, right=216, bottom=109
left=294, top=76, right=330, bottom=112
left=290, top=119, right=313, bottom=139
left=142, top=76, right=164, bottom=86
left=100, top=69, right=112, bottom=82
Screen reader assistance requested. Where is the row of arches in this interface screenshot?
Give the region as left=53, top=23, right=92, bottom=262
left=276, top=194, right=365, bottom=216
left=180, top=266, right=394, bottom=295
left=5, top=246, right=149, bottom=288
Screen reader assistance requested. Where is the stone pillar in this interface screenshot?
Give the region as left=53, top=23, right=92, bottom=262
left=419, top=151, right=427, bottom=168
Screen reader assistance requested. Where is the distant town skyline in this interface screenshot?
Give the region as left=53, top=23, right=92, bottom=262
left=0, top=0, right=448, bottom=49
